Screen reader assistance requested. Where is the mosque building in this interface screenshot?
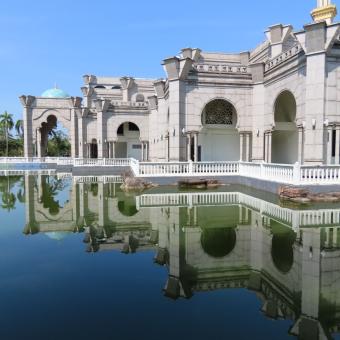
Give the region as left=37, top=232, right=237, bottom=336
left=20, top=0, right=340, bottom=165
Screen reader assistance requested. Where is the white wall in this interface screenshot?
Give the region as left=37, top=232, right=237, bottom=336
left=116, top=124, right=142, bottom=160
left=127, top=142, right=142, bottom=160
left=198, top=128, right=240, bottom=161
left=272, top=130, right=298, bottom=164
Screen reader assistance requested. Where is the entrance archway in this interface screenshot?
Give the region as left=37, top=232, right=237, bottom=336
left=272, top=91, right=298, bottom=164
left=37, top=115, right=71, bottom=157
left=198, top=99, right=240, bottom=161
left=116, top=122, right=142, bottom=160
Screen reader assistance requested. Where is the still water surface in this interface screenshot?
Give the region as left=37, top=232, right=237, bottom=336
left=1, top=174, right=340, bottom=340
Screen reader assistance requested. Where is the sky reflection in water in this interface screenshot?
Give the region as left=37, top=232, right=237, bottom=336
left=0, top=174, right=339, bottom=340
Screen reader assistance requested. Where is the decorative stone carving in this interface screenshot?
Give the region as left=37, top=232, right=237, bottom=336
left=204, top=99, right=234, bottom=125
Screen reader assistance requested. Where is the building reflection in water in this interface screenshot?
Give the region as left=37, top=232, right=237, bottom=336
left=22, top=174, right=340, bottom=340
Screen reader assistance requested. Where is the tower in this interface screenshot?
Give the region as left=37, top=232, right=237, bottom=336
left=311, top=0, right=337, bottom=25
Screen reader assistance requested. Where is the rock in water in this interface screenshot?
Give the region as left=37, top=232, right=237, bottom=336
left=279, top=185, right=340, bottom=204
left=120, top=175, right=157, bottom=192
left=278, top=186, right=309, bottom=198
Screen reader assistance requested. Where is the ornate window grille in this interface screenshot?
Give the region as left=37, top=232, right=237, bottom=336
left=204, top=99, right=234, bottom=125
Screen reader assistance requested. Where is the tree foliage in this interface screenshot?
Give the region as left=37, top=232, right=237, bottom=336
left=47, top=130, right=71, bottom=157
left=0, top=111, right=70, bottom=157
left=0, top=111, right=14, bottom=156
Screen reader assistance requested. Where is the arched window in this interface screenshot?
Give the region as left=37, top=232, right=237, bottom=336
left=128, top=122, right=139, bottom=131
left=117, top=124, right=124, bottom=136
left=136, top=94, right=145, bottom=102
left=274, top=91, right=296, bottom=123
left=203, top=99, right=235, bottom=125
left=94, top=85, right=106, bottom=89
left=112, top=85, right=121, bottom=90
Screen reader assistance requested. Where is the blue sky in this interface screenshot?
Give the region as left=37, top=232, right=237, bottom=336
left=0, top=0, right=335, bottom=121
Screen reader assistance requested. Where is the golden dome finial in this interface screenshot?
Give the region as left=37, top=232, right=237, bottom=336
left=312, top=0, right=337, bottom=25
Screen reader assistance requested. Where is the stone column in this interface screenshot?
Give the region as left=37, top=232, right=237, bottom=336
left=333, top=228, right=338, bottom=247
left=327, top=126, right=333, bottom=165
left=87, top=143, right=91, bottom=158
left=106, top=141, right=109, bottom=158
left=298, top=127, right=305, bottom=164
left=23, top=107, right=33, bottom=157
left=141, top=141, right=145, bottom=161
left=145, top=142, right=149, bottom=161
left=245, top=133, right=250, bottom=162
left=37, top=128, right=42, bottom=158
left=187, top=134, right=191, bottom=161
left=71, top=182, right=78, bottom=228
left=37, top=174, right=43, bottom=202
left=165, top=135, right=170, bottom=162
left=98, top=182, right=105, bottom=227
left=268, top=131, right=272, bottom=163
left=167, top=78, right=186, bottom=161
left=113, top=141, right=116, bottom=158
left=79, top=183, right=85, bottom=219
left=69, top=98, right=82, bottom=158
left=19, top=95, right=35, bottom=157
left=240, top=133, right=244, bottom=161
left=193, top=132, right=198, bottom=162
left=335, top=126, right=340, bottom=165
left=301, top=228, right=321, bottom=318
left=264, top=132, right=268, bottom=162
left=325, top=228, right=331, bottom=248
left=110, top=142, right=113, bottom=158
left=70, top=109, right=77, bottom=158
left=97, top=109, right=104, bottom=158
left=78, top=116, right=85, bottom=158
left=94, top=99, right=110, bottom=159
left=24, top=174, right=35, bottom=232
left=250, top=63, right=265, bottom=162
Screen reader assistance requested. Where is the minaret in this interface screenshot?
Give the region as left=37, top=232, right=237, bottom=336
left=311, top=0, right=337, bottom=25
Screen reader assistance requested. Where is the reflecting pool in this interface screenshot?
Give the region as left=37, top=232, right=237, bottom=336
left=1, top=173, right=340, bottom=340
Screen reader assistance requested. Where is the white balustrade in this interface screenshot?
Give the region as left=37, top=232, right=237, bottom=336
left=73, top=175, right=123, bottom=184
left=73, top=158, right=132, bottom=167
left=300, top=166, right=340, bottom=184
left=0, top=157, right=340, bottom=186
left=136, top=191, right=340, bottom=230
left=193, top=162, right=239, bottom=175
left=0, top=169, right=55, bottom=176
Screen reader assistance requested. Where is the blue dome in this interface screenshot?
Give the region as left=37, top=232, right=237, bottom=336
left=41, top=87, right=70, bottom=98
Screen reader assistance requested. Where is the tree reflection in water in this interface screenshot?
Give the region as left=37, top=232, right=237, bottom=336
left=40, top=176, right=68, bottom=215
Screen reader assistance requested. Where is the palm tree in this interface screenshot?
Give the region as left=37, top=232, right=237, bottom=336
left=15, top=119, right=24, bottom=139
left=0, top=111, right=14, bottom=156
left=1, top=191, right=16, bottom=212
left=1, top=176, right=17, bottom=212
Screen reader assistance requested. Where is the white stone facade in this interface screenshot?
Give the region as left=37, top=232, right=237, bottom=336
left=20, top=11, right=340, bottom=165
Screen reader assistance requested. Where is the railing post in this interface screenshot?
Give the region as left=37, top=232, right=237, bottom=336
left=189, top=160, right=193, bottom=175
left=135, top=159, right=140, bottom=176
left=259, top=161, right=264, bottom=180
left=293, top=162, right=301, bottom=185
left=238, top=161, right=243, bottom=176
